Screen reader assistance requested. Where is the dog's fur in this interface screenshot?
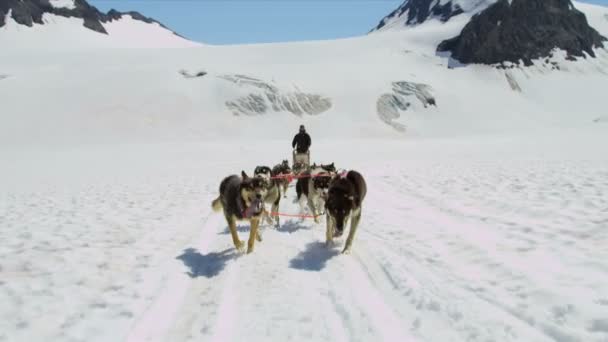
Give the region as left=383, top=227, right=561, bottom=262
left=324, top=170, right=367, bottom=254
left=311, top=162, right=336, bottom=173
left=271, top=160, right=292, bottom=198
left=295, top=164, right=336, bottom=223
left=211, top=171, right=266, bottom=253
left=254, top=165, right=282, bottom=227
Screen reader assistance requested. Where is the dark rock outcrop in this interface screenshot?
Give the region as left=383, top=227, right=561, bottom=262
left=0, top=0, right=174, bottom=35
left=372, top=0, right=464, bottom=31
left=437, top=0, right=607, bottom=66
left=179, top=70, right=207, bottom=79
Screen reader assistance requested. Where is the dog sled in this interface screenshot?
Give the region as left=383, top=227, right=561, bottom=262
left=292, top=149, right=310, bottom=175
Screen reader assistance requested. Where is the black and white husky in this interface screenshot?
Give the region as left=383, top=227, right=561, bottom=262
left=254, top=165, right=282, bottom=227
left=325, top=170, right=367, bottom=254
left=295, top=164, right=336, bottom=223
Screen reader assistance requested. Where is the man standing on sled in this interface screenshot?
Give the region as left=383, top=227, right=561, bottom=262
left=292, top=125, right=311, bottom=173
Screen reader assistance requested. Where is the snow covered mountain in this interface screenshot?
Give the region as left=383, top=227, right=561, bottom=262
left=438, top=0, right=607, bottom=66
left=0, top=0, right=199, bottom=48
left=371, top=0, right=498, bottom=32
left=372, top=0, right=606, bottom=67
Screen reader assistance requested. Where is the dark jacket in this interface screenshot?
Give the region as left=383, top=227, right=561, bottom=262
left=292, top=131, right=311, bottom=153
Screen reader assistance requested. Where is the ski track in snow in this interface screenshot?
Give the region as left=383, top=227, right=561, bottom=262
left=0, top=142, right=607, bottom=342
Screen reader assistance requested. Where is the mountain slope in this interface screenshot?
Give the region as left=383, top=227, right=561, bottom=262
left=0, top=0, right=199, bottom=48
left=1, top=27, right=607, bottom=146
left=437, top=0, right=607, bottom=66
left=0, top=0, right=606, bottom=142
left=371, top=0, right=498, bottom=32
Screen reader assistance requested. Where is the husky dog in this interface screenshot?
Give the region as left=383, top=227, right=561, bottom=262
left=254, top=165, right=282, bottom=227
left=325, top=170, right=367, bottom=254
left=212, top=171, right=266, bottom=253
left=272, top=160, right=292, bottom=198
left=295, top=166, right=335, bottom=223
left=253, top=166, right=273, bottom=179
left=311, top=162, right=336, bottom=173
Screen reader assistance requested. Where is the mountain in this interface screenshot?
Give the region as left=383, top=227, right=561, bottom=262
left=372, top=0, right=607, bottom=66
left=0, top=0, right=199, bottom=48
left=437, top=0, right=607, bottom=66
left=371, top=0, right=497, bottom=32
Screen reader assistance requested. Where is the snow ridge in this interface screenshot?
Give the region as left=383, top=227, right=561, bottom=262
left=371, top=0, right=498, bottom=32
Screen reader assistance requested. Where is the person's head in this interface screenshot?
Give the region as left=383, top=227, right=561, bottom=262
left=299, top=125, right=305, bottom=133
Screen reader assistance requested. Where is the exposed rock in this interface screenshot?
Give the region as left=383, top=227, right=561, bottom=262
left=371, top=0, right=498, bottom=32
left=593, top=116, right=608, bottom=123
left=226, top=94, right=268, bottom=116
left=219, top=74, right=332, bottom=116
left=179, top=70, right=207, bottom=79
left=0, top=0, right=175, bottom=35
left=376, top=81, right=436, bottom=132
left=505, top=71, right=521, bottom=92
left=372, top=0, right=463, bottom=31
left=437, top=0, right=607, bottom=66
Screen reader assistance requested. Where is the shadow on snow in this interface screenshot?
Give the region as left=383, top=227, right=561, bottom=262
left=176, top=247, right=238, bottom=278
left=289, top=241, right=339, bottom=272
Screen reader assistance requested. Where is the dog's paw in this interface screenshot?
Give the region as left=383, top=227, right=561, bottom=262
left=341, top=248, right=351, bottom=255
left=234, top=240, right=245, bottom=252
left=325, top=240, right=334, bottom=248
left=256, top=232, right=263, bottom=242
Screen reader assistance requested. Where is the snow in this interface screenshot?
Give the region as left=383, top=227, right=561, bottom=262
left=49, top=0, right=76, bottom=10
left=101, top=15, right=201, bottom=48
left=1, top=2, right=607, bottom=341
left=1, top=137, right=607, bottom=342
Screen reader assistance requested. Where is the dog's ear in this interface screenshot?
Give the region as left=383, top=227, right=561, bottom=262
left=241, top=170, right=249, bottom=179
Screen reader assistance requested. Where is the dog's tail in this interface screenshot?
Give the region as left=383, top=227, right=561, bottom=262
left=211, top=197, right=223, bottom=212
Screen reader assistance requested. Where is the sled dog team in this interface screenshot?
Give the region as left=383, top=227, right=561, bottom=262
left=211, top=160, right=367, bottom=255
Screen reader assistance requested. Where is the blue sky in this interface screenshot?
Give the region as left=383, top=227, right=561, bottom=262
left=90, top=0, right=608, bottom=45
